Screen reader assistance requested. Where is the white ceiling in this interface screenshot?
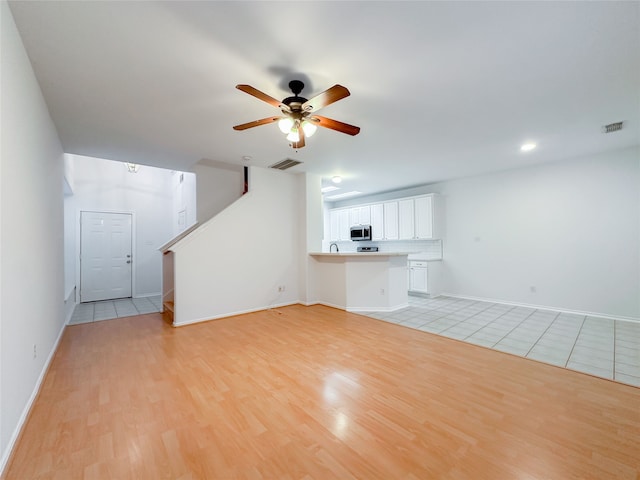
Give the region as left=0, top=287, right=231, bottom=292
left=8, top=1, right=640, bottom=197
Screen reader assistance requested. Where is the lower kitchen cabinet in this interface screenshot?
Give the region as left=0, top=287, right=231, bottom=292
left=408, top=261, right=428, bottom=294
left=408, top=260, right=442, bottom=297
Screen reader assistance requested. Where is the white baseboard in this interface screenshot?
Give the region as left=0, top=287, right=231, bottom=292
left=302, top=300, right=345, bottom=311
left=301, top=301, right=411, bottom=314
left=65, top=285, right=76, bottom=303
left=64, top=287, right=76, bottom=325
left=172, top=301, right=300, bottom=327
left=0, top=319, right=67, bottom=476
left=348, top=303, right=408, bottom=313
left=134, top=292, right=161, bottom=299
left=171, top=299, right=404, bottom=326
left=442, top=293, right=640, bottom=324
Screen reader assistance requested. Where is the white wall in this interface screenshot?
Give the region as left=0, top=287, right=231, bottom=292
left=193, top=160, right=244, bottom=224
left=172, top=167, right=303, bottom=325
left=63, top=155, right=76, bottom=318
left=1, top=1, right=66, bottom=471
left=308, top=257, right=347, bottom=309
left=300, top=173, right=324, bottom=305
left=171, top=169, right=196, bottom=237
left=63, top=184, right=76, bottom=321
left=67, top=154, right=174, bottom=298
left=437, top=147, right=639, bottom=319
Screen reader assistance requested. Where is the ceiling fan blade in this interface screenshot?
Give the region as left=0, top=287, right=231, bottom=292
left=236, top=84, right=283, bottom=108
left=311, top=115, right=360, bottom=136
left=233, top=116, right=280, bottom=131
left=302, top=85, right=350, bottom=112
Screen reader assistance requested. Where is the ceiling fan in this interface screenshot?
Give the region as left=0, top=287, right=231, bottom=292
left=233, top=80, right=360, bottom=149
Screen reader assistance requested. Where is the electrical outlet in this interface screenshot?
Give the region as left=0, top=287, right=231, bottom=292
left=33, top=344, right=37, bottom=359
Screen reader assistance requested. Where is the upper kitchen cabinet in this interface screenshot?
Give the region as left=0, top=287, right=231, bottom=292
left=329, top=208, right=351, bottom=241
left=399, top=194, right=440, bottom=240
left=359, top=202, right=398, bottom=241
left=383, top=201, right=399, bottom=240
left=370, top=203, right=384, bottom=240
left=327, top=193, right=443, bottom=242
left=398, top=199, right=415, bottom=240
left=414, top=195, right=434, bottom=238
left=349, top=205, right=371, bottom=226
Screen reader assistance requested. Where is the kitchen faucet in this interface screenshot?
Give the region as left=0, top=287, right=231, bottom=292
left=330, top=243, right=339, bottom=253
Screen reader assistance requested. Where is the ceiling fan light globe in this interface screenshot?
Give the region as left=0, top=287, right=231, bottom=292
left=278, top=117, right=294, bottom=134
left=302, top=121, right=317, bottom=137
left=286, top=129, right=300, bottom=143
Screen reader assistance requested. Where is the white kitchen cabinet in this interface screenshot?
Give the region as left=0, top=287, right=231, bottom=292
left=370, top=203, right=384, bottom=240
left=407, top=260, right=442, bottom=296
left=350, top=205, right=371, bottom=226
left=383, top=201, right=399, bottom=240
left=398, top=195, right=435, bottom=240
left=408, top=261, right=429, bottom=294
left=398, top=199, right=415, bottom=240
left=349, top=207, right=359, bottom=226
left=338, top=209, right=350, bottom=240
left=414, top=195, right=434, bottom=239
left=329, top=208, right=351, bottom=241
left=329, top=209, right=339, bottom=241
left=326, top=193, right=442, bottom=243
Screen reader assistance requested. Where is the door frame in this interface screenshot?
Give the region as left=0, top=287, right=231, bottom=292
left=77, top=209, right=137, bottom=303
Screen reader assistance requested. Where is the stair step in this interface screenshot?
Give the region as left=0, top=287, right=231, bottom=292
left=162, top=301, right=174, bottom=325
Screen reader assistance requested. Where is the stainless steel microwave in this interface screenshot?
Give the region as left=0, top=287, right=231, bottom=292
left=350, top=225, right=372, bottom=241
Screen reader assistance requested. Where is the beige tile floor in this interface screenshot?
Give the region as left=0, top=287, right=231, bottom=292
left=69, top=296, right=162, bottom=324
left=364, top=295, right=640, bottom=387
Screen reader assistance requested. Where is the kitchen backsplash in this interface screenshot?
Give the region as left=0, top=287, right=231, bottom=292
left=322, top=239, right=443, bottom=259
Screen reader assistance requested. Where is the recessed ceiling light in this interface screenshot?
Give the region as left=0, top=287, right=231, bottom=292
left=321, top=186, right=340, bottom=193
left=242, top=155, right=252, bottom=161
left=325, top=191, right=362, bottom=200
left=332, top=176, right=342, bottom=184
left=520, top=143, right=537, bottom=152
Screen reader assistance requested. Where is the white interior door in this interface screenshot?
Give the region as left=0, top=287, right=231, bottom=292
left=80, top=211, right=132, bottom=302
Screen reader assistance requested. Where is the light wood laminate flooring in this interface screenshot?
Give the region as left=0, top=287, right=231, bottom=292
left=4, top=305, right=639, bottom=479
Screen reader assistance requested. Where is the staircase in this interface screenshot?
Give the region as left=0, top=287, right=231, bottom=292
left=162, top=300, right=174, bottom=324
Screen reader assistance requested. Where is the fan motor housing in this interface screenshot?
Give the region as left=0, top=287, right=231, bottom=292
left=282, top=80, right=308, bottom=111
left=282, top=96, right=308, bottom=108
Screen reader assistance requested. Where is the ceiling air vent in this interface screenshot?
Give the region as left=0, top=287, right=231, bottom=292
left=602, top=121, right=624, bottom=133
left=269, top=158, right=302, bottom=170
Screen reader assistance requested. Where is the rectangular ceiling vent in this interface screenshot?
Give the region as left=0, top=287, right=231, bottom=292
left=602, top=121, right=624, bottom=133
left=269, top=158, right=302, bottom=170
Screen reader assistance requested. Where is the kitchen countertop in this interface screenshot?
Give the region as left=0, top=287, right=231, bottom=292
left=309, top=252, right=409, bottom=257
left=310, top=252, right=443, bottom=261
left=407, top=254, right=443, bottom=262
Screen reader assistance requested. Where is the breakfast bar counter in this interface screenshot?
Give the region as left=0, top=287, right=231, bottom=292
left=309, top=252, right=409, bottom=257
left=308, top=252, right=409, bottom=312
